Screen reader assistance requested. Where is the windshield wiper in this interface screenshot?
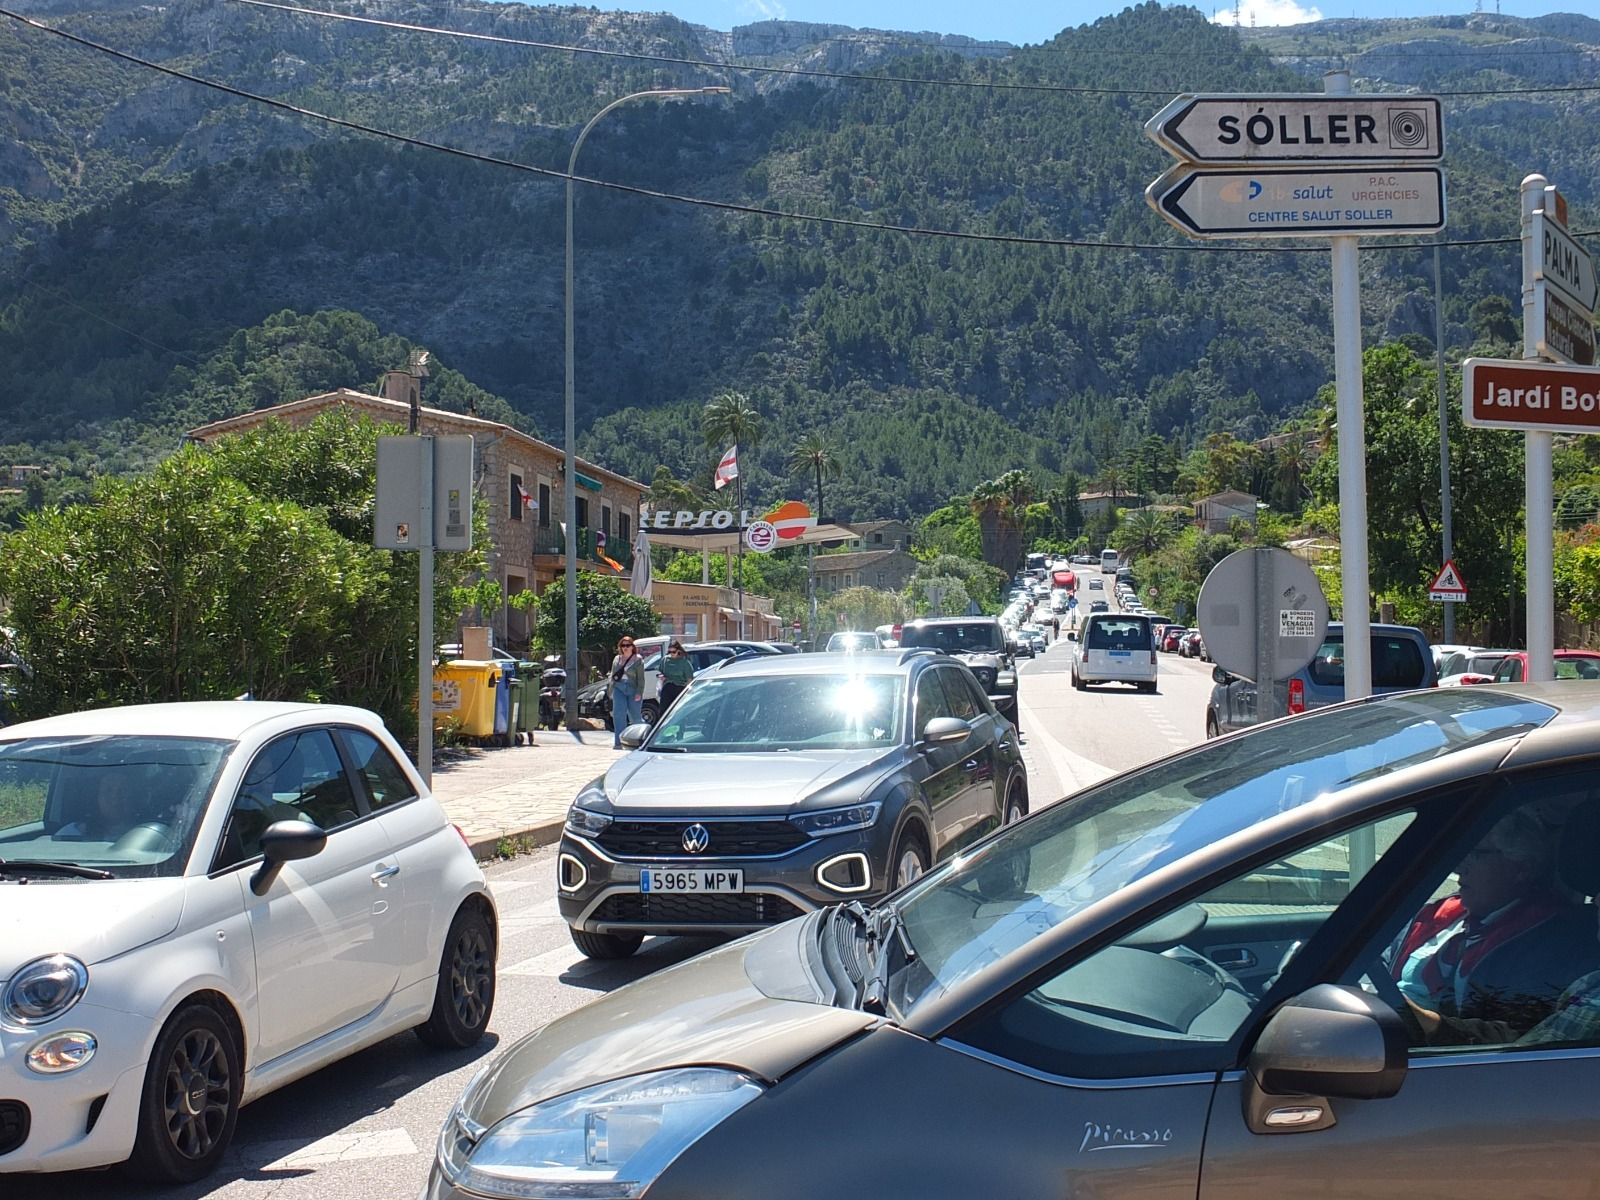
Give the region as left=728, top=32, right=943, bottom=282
left=643, top=745, right=688, bottom=753
left=0, top=858, right=116, bottom=880
left=860, top=900, right=918, bottom=1015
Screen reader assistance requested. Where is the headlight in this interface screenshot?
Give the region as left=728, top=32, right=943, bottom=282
left=790, top=802, right=881, bottom=837
left=3, top=954, right=89, bottom=1026
left=565, top=804, right=612, bottom=838
left=441, top=1067, right=764, bottom=1199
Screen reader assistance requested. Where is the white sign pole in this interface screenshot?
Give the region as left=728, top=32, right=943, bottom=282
left=1523, top=173, right=1555, bottom=682
left=1326, top=69, right=1372, bottom=701
left=418, top=436, right=434, bottom=786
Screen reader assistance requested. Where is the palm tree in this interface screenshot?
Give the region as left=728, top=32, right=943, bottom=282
left=995, top=468, right=1035, bottom=571
left=701, top=390, right=763, bottom=457
left=1120, top=508, right=1174, bottom=559
left=1274, top=435, right=1312, bottom=510
left=787, top=431, right=840, bottom=518
left=967, top=478, right=1006, bottom=569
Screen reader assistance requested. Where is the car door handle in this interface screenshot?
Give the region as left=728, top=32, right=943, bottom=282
left=1211, top=947, right=1257, bottom=970
left=962, top=758, right=981, bottom=771
left=371, top=863, right=401, bottom=886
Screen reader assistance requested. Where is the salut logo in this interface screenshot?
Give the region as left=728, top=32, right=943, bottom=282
left=1078, top=1121, right=1174, bottom=1154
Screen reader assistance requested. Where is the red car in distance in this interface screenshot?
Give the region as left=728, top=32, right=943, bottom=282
left=1161, top=626, right=1189, bottom=653
left=1488, top=650, right=1600, bottom=683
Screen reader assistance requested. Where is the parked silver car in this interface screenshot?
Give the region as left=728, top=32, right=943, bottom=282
left=556, top=651, right=1028, bottom=958
left=432, top=685, right=1600, bottom=1199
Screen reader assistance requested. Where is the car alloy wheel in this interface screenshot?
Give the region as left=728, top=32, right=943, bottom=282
left=1206, top=712, right=1221, bottom=739
left=1003, top=782, right=1027, bottom=825
left=417, top=906, right=497, bottom=1048
left=891, top=827, right=929, bottom=890
left=125, top=1004, right=240, bottom=1183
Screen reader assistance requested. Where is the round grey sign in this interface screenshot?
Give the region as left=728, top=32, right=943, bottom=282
left=1196, top=547, right=1330, bottom=682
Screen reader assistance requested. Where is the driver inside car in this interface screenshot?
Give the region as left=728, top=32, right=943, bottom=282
left=1392, top=806, right=1600, bottom=1041
left=57, top=770, right=143, bottom=841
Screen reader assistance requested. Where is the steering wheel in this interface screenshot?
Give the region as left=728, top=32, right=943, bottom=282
left=109, top=821, right=176, bottom=854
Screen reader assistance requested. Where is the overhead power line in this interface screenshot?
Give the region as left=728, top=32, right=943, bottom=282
left=0, top=5, right=1591, bottom=257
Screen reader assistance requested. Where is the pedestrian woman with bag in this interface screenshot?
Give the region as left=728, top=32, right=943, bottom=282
left=607, top=636, right=645, bottom=748
left=658, top=640, right=695, bottom=715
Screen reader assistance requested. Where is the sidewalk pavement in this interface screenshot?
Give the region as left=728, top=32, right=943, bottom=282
left=427, top=727, right=625, bottom=859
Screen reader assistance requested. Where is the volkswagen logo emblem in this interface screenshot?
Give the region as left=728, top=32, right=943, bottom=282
left=681, top=823, right=711, bottom=854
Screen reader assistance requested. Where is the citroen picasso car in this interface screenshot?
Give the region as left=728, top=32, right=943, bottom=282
left=0, top=702, right=496, bottom=1182
left=556, top=651, right=1028, bottom=959
left=431, top=686, right=1600, bottom=1200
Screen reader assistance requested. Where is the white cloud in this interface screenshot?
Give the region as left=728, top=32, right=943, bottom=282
left=1211, top=1, right=1325, bottom=27
left=740, top=0, right=788, bottom=19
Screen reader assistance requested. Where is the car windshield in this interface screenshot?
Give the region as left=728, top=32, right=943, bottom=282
left=883, top=689, right=1557, bottom=1021
left=0, top=735, right=232, bottom=878
left=1085, top=618, right=1149, bottom=650
left=899, top=623, right=1003, bottom=653
left=647, top=672, right=905, bottom=751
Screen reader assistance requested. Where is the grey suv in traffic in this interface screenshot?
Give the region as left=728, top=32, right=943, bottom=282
left=895, top=617, right=1021, bottom=732
left=557, top=650, right=1028, bottom=958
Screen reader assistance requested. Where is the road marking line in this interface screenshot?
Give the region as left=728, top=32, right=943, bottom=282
left=259, top=1128, right=418, bottom=1170
left=501, top=943, right=599, bottom=978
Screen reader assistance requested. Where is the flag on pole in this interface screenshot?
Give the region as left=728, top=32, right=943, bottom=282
left=595, top=530, right=623, bottom=573
left=713, top=443, right=739, bottom=491
left=630, top=527, right=653, bottom=600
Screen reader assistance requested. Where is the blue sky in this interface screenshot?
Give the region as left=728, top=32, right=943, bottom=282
left=588, top=2, right=1600, bottom=47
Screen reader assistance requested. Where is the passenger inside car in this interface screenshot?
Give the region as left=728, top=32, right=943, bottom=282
left=1392, top=804, right=1600, bottom=1041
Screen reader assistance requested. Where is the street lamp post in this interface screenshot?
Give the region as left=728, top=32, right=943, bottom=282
left=564, top=87, right=729, bottom=730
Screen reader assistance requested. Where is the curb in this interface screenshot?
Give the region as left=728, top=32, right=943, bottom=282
left=465, top=818, right=566, bottom=862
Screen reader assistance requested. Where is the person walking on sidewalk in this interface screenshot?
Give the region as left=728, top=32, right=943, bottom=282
left=658, top=640, right=695, bottom=716
left=607, top=636, right=645, bottom=747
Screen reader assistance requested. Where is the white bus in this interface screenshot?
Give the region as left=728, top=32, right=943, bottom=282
left=1100, top=548, right=1119, bottom=573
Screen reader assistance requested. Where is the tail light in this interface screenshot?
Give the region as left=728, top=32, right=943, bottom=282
left=1287, top=677, right=1306, bottom=715
left=891, top=624, right=902, bottom=641
left=453, top=823, right=471, bottom=847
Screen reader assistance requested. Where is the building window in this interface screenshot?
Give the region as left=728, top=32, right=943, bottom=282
left=601, top=504, right=612, bottom=541
left=844, top=574, right=853, bottom=588
left=873, top=533, right=883, bottom=544
left=576, top=497, right=589, bottom=529
left=538, top=483, right=551, bottom=528
left=619, top=512, right=631, bottom=545
left=509, top=471, right=525, bottom=521
left=876, top=572, right=885, bottom=586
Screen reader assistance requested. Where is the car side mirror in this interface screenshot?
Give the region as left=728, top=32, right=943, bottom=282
left=619, top=722, right=652, bottom=749
left=1212, top=665, right=1234, bottom=685
left=921, top=716, right=972, bottom=744
left=1243, top=984, right=1407, bottom=1134
left=250, top=818, right=328, bottom=896
left=1067, top=631, right=1078, bottom=642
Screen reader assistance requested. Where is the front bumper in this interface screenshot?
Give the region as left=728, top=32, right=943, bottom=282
left=558, top=823, right=888, bottom=937
left=0, top=1001, right=155, bottom=1174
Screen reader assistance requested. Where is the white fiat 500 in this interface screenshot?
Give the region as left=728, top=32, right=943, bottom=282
left=0, top=702, right=497, bottom=1182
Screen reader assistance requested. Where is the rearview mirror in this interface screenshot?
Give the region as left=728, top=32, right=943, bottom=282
left=921, top=716, right=972, bottom=744
left=251, top=819, right=328, bottom=896
left=1243, top=984, right=1407, bottom=1134
left=619, top=722, right=651, bottom=749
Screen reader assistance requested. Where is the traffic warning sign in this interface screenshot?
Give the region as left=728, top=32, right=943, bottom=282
left=1428, top=559, right=1468, bottom=602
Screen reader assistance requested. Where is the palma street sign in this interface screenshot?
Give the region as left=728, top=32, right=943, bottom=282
left=1146, top=94, right=1443, bottom=164
left=1534, top=208, right=1598, bottom=314
left=1147, top=164, right=1446, bottom=239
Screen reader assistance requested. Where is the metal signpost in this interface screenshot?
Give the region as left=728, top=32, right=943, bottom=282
left=1196, top=547, right=1330, bottom=724
left=1146, top=75, right=1444, bottom=702
left=375, top=435, right=474, bottom=785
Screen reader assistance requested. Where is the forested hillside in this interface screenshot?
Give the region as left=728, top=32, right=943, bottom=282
left=1, top=1, right=1597, bottom=519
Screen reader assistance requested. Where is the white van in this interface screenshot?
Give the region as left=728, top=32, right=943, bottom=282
left=1100, top=548, right=1120, bottom=573
left=1070, top=613, right=1157, bottom=693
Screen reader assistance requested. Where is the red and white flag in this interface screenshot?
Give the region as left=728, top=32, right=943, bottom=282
left=517, top=483, right=535, bottom=510
left=713, top=443, right=739, bottom=491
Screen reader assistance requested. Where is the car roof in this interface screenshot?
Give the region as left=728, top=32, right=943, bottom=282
left=712, top=651, right=924, bottom=677
left=902, top=616, right=999, bottom=626
left=0, top=700, right=384, bottom=741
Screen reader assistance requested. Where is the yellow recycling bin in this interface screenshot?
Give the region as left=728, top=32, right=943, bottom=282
left=432, top=660, right=500, bottom=738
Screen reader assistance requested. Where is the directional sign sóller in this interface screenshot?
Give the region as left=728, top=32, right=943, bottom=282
left=1146, top=94, right=1444, bottom=165
left=1147, top=164, right=1446, bottom=239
